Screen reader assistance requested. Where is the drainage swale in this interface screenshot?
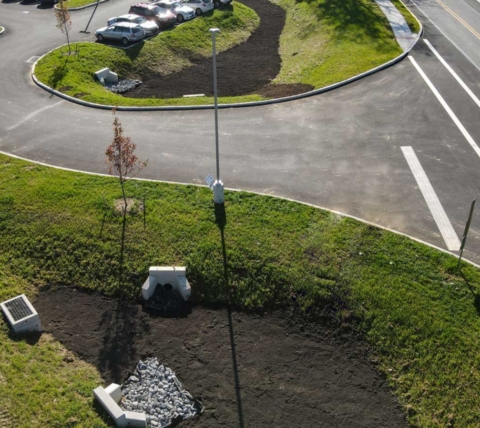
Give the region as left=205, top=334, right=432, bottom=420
left=121, top=357, right=203, bottom=427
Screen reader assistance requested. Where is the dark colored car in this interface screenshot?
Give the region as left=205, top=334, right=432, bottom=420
left=213, top=0, right=231, bottom=8
left=128, top=4, right=177, bottom=29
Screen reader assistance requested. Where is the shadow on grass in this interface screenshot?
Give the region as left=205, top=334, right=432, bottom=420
left=48, top=58, right=69, bottom=89
left=95, top=39, right=145, bottom=60
left=295, top=0, right=389, bottom=41
left=1, top=312, right=42, bottom=344
left=215, top=202, right=245, bottom=428
left=459, top=268, right=480, bottom=315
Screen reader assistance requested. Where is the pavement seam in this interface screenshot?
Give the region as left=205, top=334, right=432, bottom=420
left=31, top=0, right=423, bottom=111
left=1, top=147, right=475, bottom=269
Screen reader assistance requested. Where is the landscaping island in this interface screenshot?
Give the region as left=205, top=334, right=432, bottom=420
left=1, top=153, right=480, bottom=426
left=34, top=0, right=414, bottom=107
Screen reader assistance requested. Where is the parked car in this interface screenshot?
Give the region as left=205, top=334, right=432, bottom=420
left=128, top=4, right=177, bottom=29
left=108, top=14, right=159, bottom=36
left=179, top=0, right=213, bottom=16
left=154, top=0, right=195, bottom=22
left=95, top=22, right=145, bottom=45
left=213, top=0, right=231, bottom=8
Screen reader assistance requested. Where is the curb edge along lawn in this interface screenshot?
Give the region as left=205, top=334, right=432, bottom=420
left=55, top=0, right=109, bottom=10
left=32, top=0, right=423, bottom=111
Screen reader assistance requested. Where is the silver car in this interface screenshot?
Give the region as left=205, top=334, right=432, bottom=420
left=95, top=23, right=145, bottom=46
left=107, top=14, right=159, bottom=36
left=154, top=0, right=195, bottom=22
left=180, top=0, right=214, bottom=16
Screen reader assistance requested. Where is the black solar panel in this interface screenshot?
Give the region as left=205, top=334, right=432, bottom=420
left=5, top=297, right=33, bottom=321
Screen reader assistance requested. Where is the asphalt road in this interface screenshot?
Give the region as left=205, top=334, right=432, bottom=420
left=1, top=0, right=480, bottom=263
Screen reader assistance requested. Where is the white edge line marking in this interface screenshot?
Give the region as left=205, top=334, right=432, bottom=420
left=0, top=148, right=475, bottom=266
left=6, top=100, right=64, bottom=132
left=424, top=39, right=480, bottom=108
left=408, top=56, right=480, bottom=158
left=411, top=0, right=480, bottom=73
left=401, top=146, right=460, bottom=251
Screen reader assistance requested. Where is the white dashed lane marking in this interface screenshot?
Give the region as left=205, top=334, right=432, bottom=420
left=402, top=146, right=460, bottom=251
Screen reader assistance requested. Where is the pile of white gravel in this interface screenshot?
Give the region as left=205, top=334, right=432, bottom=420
left=120, top=357, right=202, bottom=427
left=106, top=79, right=142, bottom=93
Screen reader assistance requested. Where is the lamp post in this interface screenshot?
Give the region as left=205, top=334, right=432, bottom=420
left=210, top=27, right=224, bottom=206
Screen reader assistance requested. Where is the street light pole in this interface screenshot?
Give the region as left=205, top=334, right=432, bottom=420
left=210, top=27, right=224, bottom=206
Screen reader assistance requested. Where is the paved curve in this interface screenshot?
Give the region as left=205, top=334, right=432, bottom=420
left=1, top=0, right=480, bottom=263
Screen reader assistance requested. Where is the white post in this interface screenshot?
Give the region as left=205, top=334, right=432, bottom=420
left=210, top=28, right=224, bottom=205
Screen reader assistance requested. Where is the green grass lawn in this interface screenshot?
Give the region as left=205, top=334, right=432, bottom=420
left=1, top=150, right=480, bottom=426
left=64, top=0, right=105, bottom=8
left=274, top=0, right=403, bottom=88
left=35, top=0, right=409, bottom=107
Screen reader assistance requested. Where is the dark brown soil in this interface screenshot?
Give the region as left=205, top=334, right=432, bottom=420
left=126, top=0, right=313, bottom=99
left=34, top=286, right=407, bottom=427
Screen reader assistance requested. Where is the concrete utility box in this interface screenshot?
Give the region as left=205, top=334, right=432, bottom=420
left=94, top=67, right=119, bottom=85
left=142, top=266, right=191, bottom=301
left=0, top=294, right=41, bottom=334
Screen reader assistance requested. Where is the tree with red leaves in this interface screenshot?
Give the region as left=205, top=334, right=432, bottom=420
left=105, top=109, right=147, bottom=214
left=55, top=0, right=72, bottom=55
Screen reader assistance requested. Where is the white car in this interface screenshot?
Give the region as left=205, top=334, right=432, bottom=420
left=107, top=14, right=159, bottom=36
left=180, top=0, right=214, bottom=16
left=154, top=0, right=195, bottom=22
left=95, top=23, right=145, bottom=45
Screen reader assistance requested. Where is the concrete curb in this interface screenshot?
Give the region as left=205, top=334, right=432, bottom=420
left=0, top=148, right=477, bottom=269
left=0, top=27, right=5, bottom=36
left=54, top=0, right=109, bottom=11
left=32, top=2, right=424, bottom=111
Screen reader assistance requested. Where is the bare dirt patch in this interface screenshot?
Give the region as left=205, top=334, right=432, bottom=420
left=125, top=0, right=314, bottom=100
left=114, top=198, right=144, bottom=215
left=34, top=286, right=407, bottom=427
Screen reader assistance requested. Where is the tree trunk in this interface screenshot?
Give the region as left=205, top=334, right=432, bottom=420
left=65, top=25, right=71, bottom=55
left=120, top=180, right=128, bottom=215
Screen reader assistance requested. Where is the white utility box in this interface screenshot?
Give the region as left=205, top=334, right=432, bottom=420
left=142, top=266, right=191, bottom=301
left=0, top=294, right=42, bottom=334
left=94, top=67, right=119, bottom=85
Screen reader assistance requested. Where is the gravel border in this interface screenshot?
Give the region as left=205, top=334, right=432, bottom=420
left=32, top=0, right=422, bottom=111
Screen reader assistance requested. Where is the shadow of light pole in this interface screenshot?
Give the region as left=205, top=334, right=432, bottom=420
left=215, top=203, right=245, bottom=428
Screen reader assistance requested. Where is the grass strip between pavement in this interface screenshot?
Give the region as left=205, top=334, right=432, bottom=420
left=1, top=152, right=480, bottom=426
left=35, top=0, right=405, bottom=106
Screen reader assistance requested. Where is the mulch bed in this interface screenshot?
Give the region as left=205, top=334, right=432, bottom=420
left=125, top=0, right=313, bottom=99
left=34, top=286, right=408, bottom=427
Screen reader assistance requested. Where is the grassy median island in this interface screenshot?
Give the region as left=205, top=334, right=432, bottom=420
left=35, top=0, right=407, bottom=107
left=1, top=152, right=480, bottom=426
left=35, top=3, right=261, bottom=106
left=273, top=0, right=404, bottom=89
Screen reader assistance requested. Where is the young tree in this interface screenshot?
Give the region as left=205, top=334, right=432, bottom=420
left=105, top=109, right=147, bottom=214
left=55, top=0, right=72, bottom=55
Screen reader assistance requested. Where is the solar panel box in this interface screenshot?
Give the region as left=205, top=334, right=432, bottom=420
left=1, top=294, right=41, bottom=334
